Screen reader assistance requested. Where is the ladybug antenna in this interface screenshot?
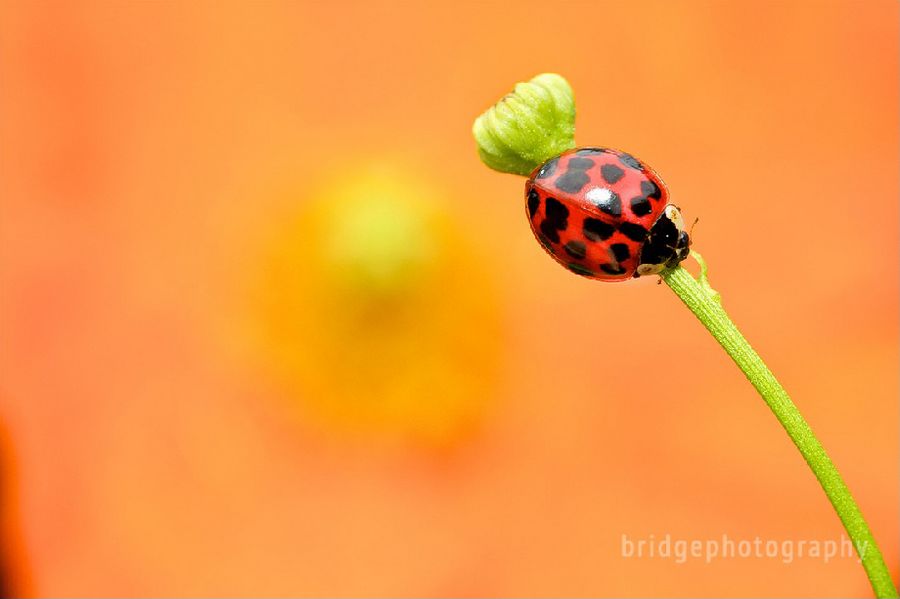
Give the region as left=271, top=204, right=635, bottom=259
left=689, top=217, right=699, bottom=237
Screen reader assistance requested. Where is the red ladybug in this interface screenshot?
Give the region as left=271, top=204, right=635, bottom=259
left=526, top=147, right=690, bottom=280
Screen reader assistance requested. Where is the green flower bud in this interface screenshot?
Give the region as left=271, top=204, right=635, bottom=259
left=472, top=73, right=576, bottom=176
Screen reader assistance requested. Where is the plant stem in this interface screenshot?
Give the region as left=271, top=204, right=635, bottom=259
left=661, top=254, right=897, bottom=598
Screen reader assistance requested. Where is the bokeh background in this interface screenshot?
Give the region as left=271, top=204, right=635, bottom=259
left=1, top=1, right=897, bottom=597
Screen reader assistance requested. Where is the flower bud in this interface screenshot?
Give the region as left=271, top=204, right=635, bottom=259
left=472, top=73, right=576, bottom=176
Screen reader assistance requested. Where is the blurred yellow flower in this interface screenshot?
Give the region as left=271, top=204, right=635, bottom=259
left=254, top=164, right=502, bottom=446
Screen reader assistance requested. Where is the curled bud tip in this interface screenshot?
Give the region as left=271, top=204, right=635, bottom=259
left=473, top=73, right=576, bottom=176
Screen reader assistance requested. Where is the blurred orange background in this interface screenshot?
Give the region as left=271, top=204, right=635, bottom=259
left=0, top=1, right=897, bottom=597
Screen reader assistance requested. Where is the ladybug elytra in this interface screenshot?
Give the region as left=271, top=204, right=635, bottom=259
left=526, top=147, right=690, bottom=280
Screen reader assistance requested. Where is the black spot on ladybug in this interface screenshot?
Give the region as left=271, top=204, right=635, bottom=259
left=619, top=153, right=643, bottom=170
left=536, top=157, right=558, bottom=180
left=568, top=157, right=594, bottom=170
left=544, top=197, right=569, bottom=224
left=539, top=220, right=561, bottom=243
left=591, top=189, right=622, bottom=217
left=630, top=195, right=652, bottom=216
left=619, top=222, right=649, bottom=242
left=641, top=180, right=662, bottom=200
left=600, top=263, right=626, bottom=276
left=527, top=188, right=540, bottom=218
left=564, top=240, right=586, bottom=259
left=601, top=164, right=625, bottom=184
left=583, top=218, right=615, bottom=242
left=555, top=170, right=590, bottom=194
left=539, top=197, right=569, bottom=244
left=610, top=243, right=631, bottom=262
left=567, top=263, right=596, bottom=277
left=576, top=147, right=608, bottom=156
left=537, top=233, right=553, bottom=251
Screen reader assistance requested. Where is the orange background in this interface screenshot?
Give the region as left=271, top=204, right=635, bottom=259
left=1, top=1, right=897, bottom=597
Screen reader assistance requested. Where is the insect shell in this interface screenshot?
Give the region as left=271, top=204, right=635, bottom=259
left=526, top=147, right=690, bottom=280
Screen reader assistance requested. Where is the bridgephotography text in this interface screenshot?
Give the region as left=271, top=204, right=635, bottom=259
left=621, top=533, right=868, bottom=565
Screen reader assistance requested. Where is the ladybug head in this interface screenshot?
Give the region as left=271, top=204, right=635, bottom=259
left=634, top=204, right=692, bottom=277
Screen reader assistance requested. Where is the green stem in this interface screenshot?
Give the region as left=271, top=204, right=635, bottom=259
left=661, top=254, right=897, bottom=598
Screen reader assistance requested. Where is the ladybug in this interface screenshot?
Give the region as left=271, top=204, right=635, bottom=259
left=526, top=147, right=690, bottom=280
